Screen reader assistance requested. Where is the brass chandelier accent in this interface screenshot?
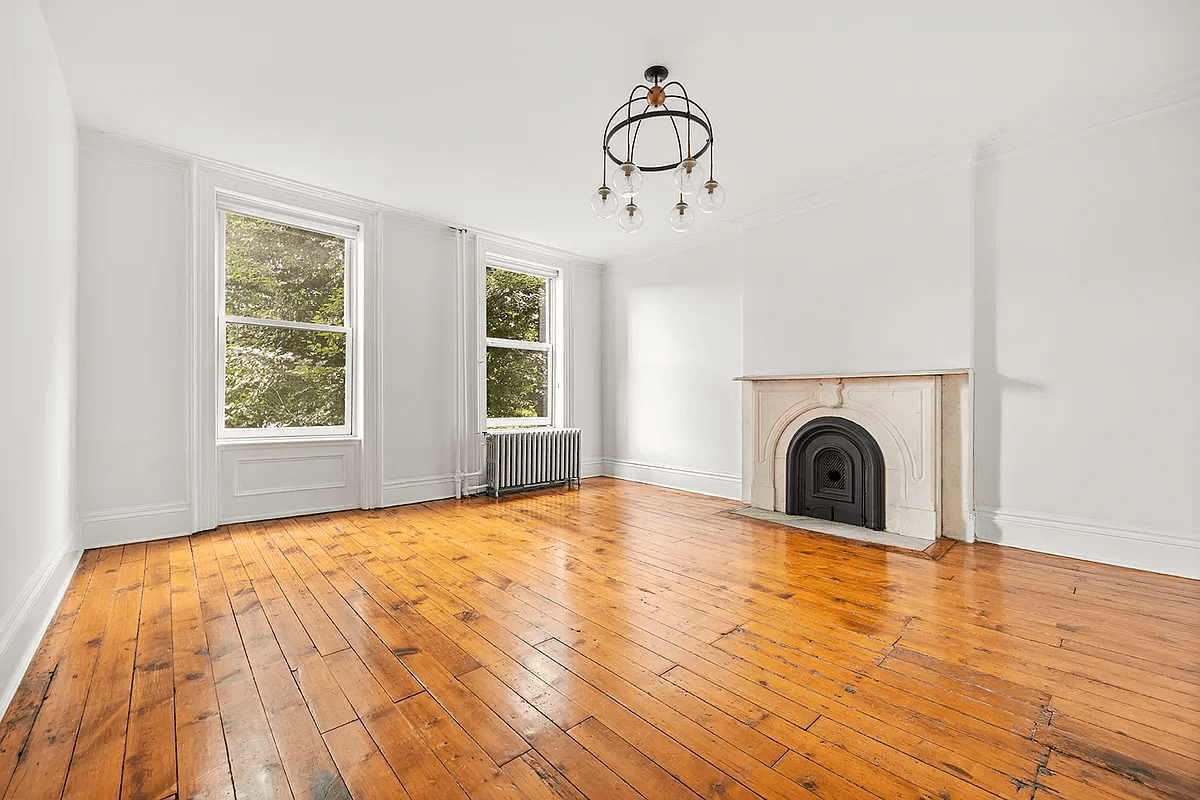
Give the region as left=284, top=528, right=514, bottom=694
left=591, top=65, right=725, bottom=233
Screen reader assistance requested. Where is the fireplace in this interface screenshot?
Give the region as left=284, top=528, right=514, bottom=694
left=738, top=371, right=973, bottom=541
left=786, top=417, right=885, bottom=530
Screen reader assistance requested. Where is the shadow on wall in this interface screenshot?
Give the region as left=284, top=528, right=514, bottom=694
left=973, top=154, right=1046, bottom=540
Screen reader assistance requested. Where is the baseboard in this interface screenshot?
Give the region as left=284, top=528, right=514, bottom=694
left=0, top=545, right=82, bottom=718
left=601, top=458, right=742, bottom=500
left=581, top=458, right=604, bottom=479
left=79, top=477, right=484, bottom=541
left=976, top=506, right=1200, bottom=580
left=381, top=474, right=457, bottom=507
left=220, top=502, right=368, bottom=524
left=81, top=501, right=193, bottom=548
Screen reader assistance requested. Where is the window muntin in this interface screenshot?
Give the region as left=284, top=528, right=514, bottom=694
left=485, top=266, right=553, bottom=427
left=219, top=207, right=355, bottom=437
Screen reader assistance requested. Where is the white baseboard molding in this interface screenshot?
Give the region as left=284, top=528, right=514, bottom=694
left=601, top=457, right=742, bottom=500
left=219, top=502, right=363, bottom=525
left=0, top=545, right=82, bottom=718
left=81, top=501, right=193, bottom=549
left=581, top=458, right=605, bottom=479
left=381, top=474, right=457, bottom=508
left=976, top=506, right=1200, bottom=580
left=79, top=476, right=475, bottom=543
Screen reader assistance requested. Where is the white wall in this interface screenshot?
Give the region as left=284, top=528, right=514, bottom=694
left=602, top=232, right=745, bottom=498
left=76, top=139, right=192, bottom=544
left=975, top=102, right=1200, bottom=578
left=379, top=215, right=460, bottom=505
left=0, top=0, right=81, bottom=711
left=742, top=161, right=974, bottom=376
left=573, top=266, right=605, bottom=476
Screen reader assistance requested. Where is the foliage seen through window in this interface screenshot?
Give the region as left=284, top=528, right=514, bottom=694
left=223, top=213, right=349, bottom=430
left=486, top=267, right=550, bottom=421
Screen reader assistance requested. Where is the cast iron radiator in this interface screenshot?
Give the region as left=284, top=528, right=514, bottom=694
left=485, top=428, right=581, bottom=497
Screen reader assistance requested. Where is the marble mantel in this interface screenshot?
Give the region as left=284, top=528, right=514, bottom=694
left=738, top=370, right=974, bottom=541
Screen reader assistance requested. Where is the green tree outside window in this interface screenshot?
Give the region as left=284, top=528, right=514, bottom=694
left=486, top=267, right=549, bottom=421
left=224, top=213, right=348, bottom=429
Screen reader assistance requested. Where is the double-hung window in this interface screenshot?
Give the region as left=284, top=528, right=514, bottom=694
left=485, top=262, right=557, bottom=427
left=218, top=197, right=358, bottom=438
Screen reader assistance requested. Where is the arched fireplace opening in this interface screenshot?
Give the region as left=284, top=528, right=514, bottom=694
left=785, top=416, right=885, bottom=530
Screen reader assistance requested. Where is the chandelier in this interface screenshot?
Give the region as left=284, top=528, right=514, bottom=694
left=591, top=65, right=726, bottom=233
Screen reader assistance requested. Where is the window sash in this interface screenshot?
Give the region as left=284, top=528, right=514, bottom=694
left=219, top=319, right=353, bottom=438
left=225, top=314, right=349, bottom=335
left=486, top=254, right=559, bottom=280
left=218, top=205, right=356, bottom=439
left=482, top=345, right=552, bottom=429
left=218, top=190, right=361, bottom=240
left=485, top=336, right=550, bottom=352
left=483, top=258, right=559, bottom=429
left=221, top=213, right=351, bottom=328
left=484, top=343, right=553, bottom=428
left=484, top=268, right=549, bottom=345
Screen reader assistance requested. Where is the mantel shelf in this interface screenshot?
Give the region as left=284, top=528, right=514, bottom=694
left=734, top=368, right=971, bottom=382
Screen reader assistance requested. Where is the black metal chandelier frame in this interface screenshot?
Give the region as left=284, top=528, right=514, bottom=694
left=601, top=65, right=715, bottom=177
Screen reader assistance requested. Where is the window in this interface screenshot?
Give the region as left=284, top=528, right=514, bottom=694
left=485, top=263, right=556, bottom=427
left=219, top=200, right=357, bottom=437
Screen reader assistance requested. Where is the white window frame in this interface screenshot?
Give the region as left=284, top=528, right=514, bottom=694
left=484, top=256, right=560, bottom=429
left=216, top=192, right=360, bottom=439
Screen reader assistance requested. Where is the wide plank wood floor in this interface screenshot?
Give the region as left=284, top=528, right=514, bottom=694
left=2, top=477, right=1198, bottom=800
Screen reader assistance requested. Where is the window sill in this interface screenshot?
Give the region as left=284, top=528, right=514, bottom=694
left=488, top=418, right=553, bottom=429
left=218, top=435, right=361, bottom=448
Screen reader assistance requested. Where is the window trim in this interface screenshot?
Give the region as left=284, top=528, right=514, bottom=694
left=484, top=259, right=558, bottom=429
left=216, top=196, right=359, bottom=440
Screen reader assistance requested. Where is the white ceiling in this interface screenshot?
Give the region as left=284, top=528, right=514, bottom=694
left=42, top=1, right=1200, bottom=262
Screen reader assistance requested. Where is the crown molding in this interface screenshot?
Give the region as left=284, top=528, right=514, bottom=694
left=605, top=221, right=746, bottom=274
left=473, top=230, right=605, bottom=273
left=82, top=74, right=1200, bottom=270
left=81, top=128, right=447, bottom=229
left=740, top=145, right=977, bottom=232
left=603, top=74, right=1200, bottom=269
left=377, top=211, right=460, bottom=238
left=976, top=76, right=1200, bottom=163
left=79, top=127, right=191, bottom=173
left=77, top=128, right=602, bottom=265
left=603, top=144, right=975, bottom=275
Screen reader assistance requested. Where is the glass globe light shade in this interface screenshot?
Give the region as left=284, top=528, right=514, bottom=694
left=610, top=162, right=643, bottom=198
left=697, top=179, right=726, bottom=213
left=672, top=157, right=706, bottom=196
left=617, top=202, right=644, bottom=233
left=669, top=201, right=695, bottom=232
left=590, top=186, right=618, bottom=219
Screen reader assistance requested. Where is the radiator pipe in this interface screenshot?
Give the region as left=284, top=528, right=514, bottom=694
left=453, top=227, right=466, bottom=499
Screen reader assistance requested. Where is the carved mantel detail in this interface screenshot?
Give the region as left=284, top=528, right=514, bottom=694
left=817, top=380, right=843, bottom=408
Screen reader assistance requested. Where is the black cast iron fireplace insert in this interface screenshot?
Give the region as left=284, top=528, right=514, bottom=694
left=785, top=416, right=885, bottom=530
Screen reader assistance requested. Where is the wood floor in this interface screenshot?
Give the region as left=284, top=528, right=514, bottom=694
left=1, top=478, right=1198, bottom=800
